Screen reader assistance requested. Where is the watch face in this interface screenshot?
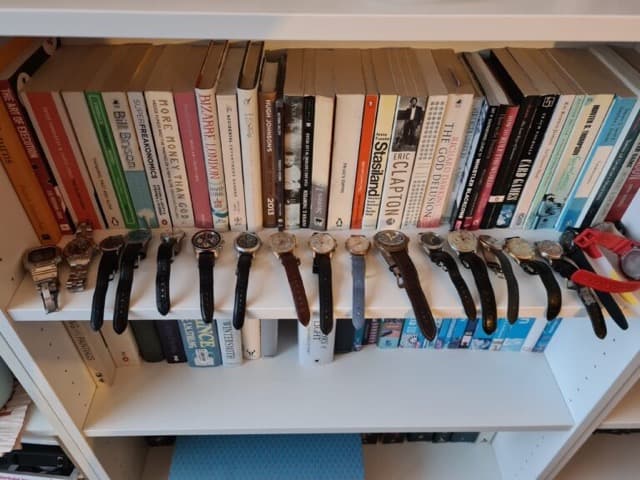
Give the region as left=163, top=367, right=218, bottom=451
left=346, top=235, right=370, bottom=255
left=536, top=240, right=564, bottom=261
left=100, top=235, right=125, bottom=252
left=309, top=233, right=337, bottom=255
left=63, top=237, right=94, bottom=257
left=27, top=246, right=58, bottom=264
left=192, top=230, right=222, bottom=250
left=447, top=231, right=477, bottom=253
left=373, top=230, right=407, bottom=249
left=478, top=234, right=503, bottom=252
left=419, top=232, right=444, bottom=251
left=127, top=229, right=152, bottom=244
left=270, top=232, right=296, bottom=254
left=235, top=232, right=261, bottom=252
left=621, top=249, right=640, bottom=280
left=506, top=237, right=535, bottom=260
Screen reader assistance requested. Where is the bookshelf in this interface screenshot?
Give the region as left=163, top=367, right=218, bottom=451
left=23, top=404, right=58, bottom=445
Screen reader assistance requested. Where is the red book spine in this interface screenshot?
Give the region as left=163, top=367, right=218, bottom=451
left=470, top=105, right=518, bottom=230
left=351, top=94, right=378, bottom=229
left=174, top=91, right=213, bottom=228
left=606, top=157, right=640, bottom=222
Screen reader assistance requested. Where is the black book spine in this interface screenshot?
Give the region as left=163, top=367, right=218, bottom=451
left=274, top=98, right=285, bottom=230
left=154, top=320, right=187, bottom=364
left=300, top=96, right=315, bottom=228
left=334, top=318, right=355, bottom=353
left=496, top=94, right=558, bottom=228
left=129, top=320, right=165, bottom=363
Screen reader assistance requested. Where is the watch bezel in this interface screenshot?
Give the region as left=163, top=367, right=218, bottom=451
left=23, top=246, right=62, bottom=270
left=447, top=231, right=478, bottom=254
left=621, top=248, right=640, bottom=280
left=478, top=234, right=504, bottom=252
left=505, top=237, right=536, bottom=261
left=419, top=232, right=444, bottom=252
left=270, top=231, right=297, bottom=255
left=535, top=240, right=564, bottom=261
left=309, top=232, right=337, bottom=255
left=345, top=235, right=371, bottom=256
left=234, top=232, right=262, bottom=254
left=192, top=229, right=223, bottom=255
left=99, top=235, right=125, bottom=252
left=373, top=230, right=409, bottom=253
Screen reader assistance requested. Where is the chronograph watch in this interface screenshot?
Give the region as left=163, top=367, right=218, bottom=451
left=192, top=229, right=224, bottom=324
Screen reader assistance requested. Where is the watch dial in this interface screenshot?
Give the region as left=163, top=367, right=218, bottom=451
left=420, top=232, right=443, bottom=250
left=236, top=233, right=260, bottom=250
left=310, top=233, right=337, bottom=254
left=64, top=238, right=93, bottom=256
left=100, top=235, right=124, bottom=251
left=346, top=235, right=370, bottom=255
left=127, top=229, right=151, bottom=243
left=448, top=231, right=477, bottom=253
left=193, top=230, right=221, bottom=250
left=536, top=240, right=564, bottom=260
left=506, top=238, right=535, bottom=259
left=270, top=232, right=295, bottom=253
left=478, top=234, right=502, bottom=251
left=622, top=249, right=640, bottom=280
left=374, top=230, right=406, bottom=247
left=28, top=247, right=57, bottom=263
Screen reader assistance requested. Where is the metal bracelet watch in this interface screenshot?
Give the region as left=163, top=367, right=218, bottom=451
left=309, top=232, right=337, bottom=335
left=447, top=231, right=497, bottom=334
left=63, top=222, right=96, bottom=292
left=345, top=235, right=370, bottom=331
left=233, top=232, right=261, bottom=330
left=419, top=232, right=476, bottom=322
left=192, top=230, right=224, bottom=324
left=23, top=245, right=62, bottom=314
left=91, top=235, right=124, bottom=331
left=155, top=229, right=185, bottom=316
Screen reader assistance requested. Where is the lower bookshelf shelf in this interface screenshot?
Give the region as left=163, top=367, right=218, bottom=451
left=600, top=380, right=640, bottom=430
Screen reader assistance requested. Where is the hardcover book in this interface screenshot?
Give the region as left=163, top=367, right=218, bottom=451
left=101, top=321, right=142, bottom=367
left=298, top=315, right=336, bottom=365
left=217, top=318, right=243, bottom=366
left=178, top=319, right=222, bottom=367
left=155, top=320, right=187, bottom=364
left=447, top=318, right=468, bottom=349
left=241, top=318, right=261, bottom=360
left=399, top=317, right=427, bottom=348
left=63, top=321, right=115, bottom=386
left=377, top=318, right=404, bottom=349
left=129, top=320, right=165, bottom=363
left=300, top=49, right=316, bottom=228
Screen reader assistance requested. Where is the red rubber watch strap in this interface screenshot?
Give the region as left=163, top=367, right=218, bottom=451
left=571, top=269, right=640, bottom=293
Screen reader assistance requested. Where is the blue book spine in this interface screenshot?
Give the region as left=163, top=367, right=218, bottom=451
left=178, top=319, right=222, bottom=367
left=377, top=318, right=404, bottom=349
left=533, top=318, right=563, bottom=352
left=399, top=318, right=426, bottom=348
left=489, top=319, right=510, bottom=351
left=434, top=319, right=451, bottom=350
left=447, top=318, right=468, bottom=349
left=426, top=319, right=442, bottom=349
left=556, top=97, right=636, bottom=230
left=470, top=319, right=499, bottom=350
left=501, top=318, right=535, bottom=352
left=459, top=319, right=478, bottom=349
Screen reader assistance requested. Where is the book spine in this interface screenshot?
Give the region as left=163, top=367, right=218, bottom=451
left=129, top=320, right=165, bottom=363
left=459, top=319, right=478, bottom=349
left=501, top=318, right=535, bottom=352
left=241, top=318, right=261, bottom=360
left=364, top=318, right=381, bottom=345
left=145, top=91, right=195, bottom=227
left=63, top=321, right=116, bottom=386
left=418, top=94, right=474, bottom=228
left=362, top=94, right=397, bottom=229
left=605, top=140, right=640, bottom=223
left=174, top=91, right=213, bottom=229
left=489, top=319, right=509, bottom=351
left=434, top=318, right=451, bottom=349
left=496, top=94, right=558, bottom=228
left=100, top=321, right=142, bottom=367
left=447, top=318, right=468, bottom=349
left=126, top=92, right=172, bottom=228
left=532, top=318, right=562, bottom=352
left=194, top=88, right=229, bottom=230
left=559, top=98, right=637, bottom=230
left=103, top=91, right=159, bottom=228
left=377, top=318, right=404, bottom=349
left=470, top=105, right=518, bottom=229
left=283, top=95, right=303, bottom=229
left=259, top=91, right=277, bottom=228
left=154, top=320, right=187, bottom=363
left=327, top=94, right=365, bottom=230
left=298, top=315, right=336, bottom=365
left=178, top=319, right=222, bottom=367
left=399, top=318, right=426, bottom=348
left=216, top=318, right=243, bottom=365
left=237, top=86, right=263, bottom=231
left=512, top=94, right=575, bottom=229
left=300, top=96, right=314, bottom=228
left=274, top=99, right=285, bottom=229
left=0, top=83, right=71, bottom=234
left=21, top=91, right=104, bottom=228
left=309, top=96, right=335, bottom=230
left=85, top=91, right=138, bottom=229
left=351, top=94, right=379, bottom=229
left=260, top=319, right=279, bottom=357
left=216, top=93, right=247, bottom=231
left=521, top=318, right=547, bottom=352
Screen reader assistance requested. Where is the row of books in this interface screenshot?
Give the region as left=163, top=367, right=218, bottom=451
left=2, top=39, right=640, bottom=244
left=361, top=432, right=486, bottom=444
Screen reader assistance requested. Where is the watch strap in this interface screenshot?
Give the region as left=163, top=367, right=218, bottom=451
left=66, top=264, right=90, bottom=292
left=280, top=252, right=310, bottom=327
left=198, top=252, right=215, bottom=323
left=429, top=250, right=476, bottom=321
left=38, top=280, right=59, bottom=314
left=576, top=228, right=636, bottom=257
left=313, top=254, right=334, bottom=335
left=113, top=244, right=141, bottom=334
left=233, top=253, right=253, bottom=330
left=460, top=252, right=497, bottom=334
left=91, top=250, right=119, bottom=331
left=577, top=286, right=607, bottom=339
left=351, top=255, right=366, bottom=331
left=494, top=250, right=519, bottom=324
left=155, top=241, right=174, bottom=316
left=389, top=249, right=436, bottom=341
left=571, top=269, right=640, bottom=293
left=521, top=259, right=562, bottom=320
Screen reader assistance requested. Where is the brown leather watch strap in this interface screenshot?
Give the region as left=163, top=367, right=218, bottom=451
left=280, top=252, right=310, bottom=326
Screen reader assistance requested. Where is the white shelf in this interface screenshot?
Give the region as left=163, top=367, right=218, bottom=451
left=601, top=381, right=640, bottom=430
left=82, top=321, right=572, bottom=436
left=22, top=404, right=58, bottom=445
left=8, top=228, right=588, bottom=322
left=0, top=0, right=639, bottom=41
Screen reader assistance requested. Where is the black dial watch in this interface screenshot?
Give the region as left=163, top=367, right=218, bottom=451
left=90, top=235, right=124, bottom=331
left=447, top=231, right=497, bottom=334
left=233, top=232, right=262, bottom=330
left=156, top=229, right=185, bottom=316
left=373, top=230, right=436, bottom=341
left=419, top=232, right=476, bottom=322
left=192, top=230, right=224, bottom=324
left=478, top=235, right=519, bottom=324
left=309, top=232, right=338, bottom=335
left=505, top=236, right=561, bottom=321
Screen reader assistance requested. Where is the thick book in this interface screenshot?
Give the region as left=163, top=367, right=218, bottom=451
left=605, top=146, right=640, bottom=223
left=241, top=318, right=261, bottom=360
left=217, top=318, right=243, bottom=366
left=298, top=315, right=336, bottom=365
left=334, top=318, right=356, bottom=353
left=470, top=318, right=500, bottom=350
left=300, top=49, right=316, bottom=228
left=63, top=321, right=115, bottom=386
left=434, top=318, right=452, bottom=349
left=260, top=319, right=279, bottom=357
left=129, top=320, right=165, bottom=363
left=399, top=317, right=427, bottom=348
left=447, top=318, right=468, bottom=349
left=100, top=321, right=143, bottom=367
left=377, top=318, right=404, bottom=349
left=155, top=320, right=187, bottom=364
left=178, top=319, right=222, bottom=367
left=274, top=98, right=286, bottom=229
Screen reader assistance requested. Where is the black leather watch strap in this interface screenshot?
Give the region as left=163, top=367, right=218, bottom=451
left=113, top=244, right=141, bottom=334
left=233, top=253, right=253, bottom=330
left=156, top=241, right=174, bottom=316
left=90, top=250, right=119, bottom=331
left=280, top=252, right=310, bottom=327
left=198, top=252, right=215, bottom=324
left=521, top=259, right=562, bottom=321
left=313, top=254, right=334, bottom=335
left=429, top=250, right=476, bottom=321
left=494, top=250, right=519, bottom=324
left=460, top=252, right=497, bottom=334
left=389, top=249, right=436, bottom=341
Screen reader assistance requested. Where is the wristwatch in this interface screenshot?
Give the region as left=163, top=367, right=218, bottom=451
left=270, top=231, right=310, bottom=327
left=233, top=232, right=262, bottom=330
left=309, top=233, right=337, bottom=335
left=113, top=229, right=152, bottom=334
left=505, top=236, right=561, bottom=321
left=155, top=229, right=185, bottom=316
left=345, top=235, right=370, bottom=331
left=192, top=229, right=224, bottom=324
left=63, top=222, right=96, bottom=292
left=373, top=230, right=436, bottom=341
left=419, top=232, right=476, bottom=322
left=23, top=245, right=62, bottom=313
left=447, top=231, right=497, bottom=334
left=91, top=235, right=124, bottom=331
left=536, top=240, right=606, bottom=339
left=478, top=234, right=520, bottom=324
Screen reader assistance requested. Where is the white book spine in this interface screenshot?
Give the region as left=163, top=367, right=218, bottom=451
left=297, top=315, right=336, bottom=366
left=521, top=318, right=547, bottom=352
left=195, top=87, right=229, bottom=230
left=145, top=91, right=195, bottom=227
left=61, top=91, right=124, bottom=228
left=241, top=318, right=261, bottom=360
left=100, top=321, right=142, bottom=367
left=260, top=319, right=279, bottom=357
left=418, top=93, right=474, bottom=228
left=326, top=94, right=365, bottom=230
left=309, top=95, right=335, bottom=230
left=216, top=318, right=243, bottom=366
left=361, top=94, right=397, bottom=229
left=63, top=321, right=116, bottom=386
left=401, top=94, right=448, bottom=228
left=216, top=93, right=247, bottom=231
left=237, top=85, right=263, bottom=231
left=512, top=94, right=576, bottom=229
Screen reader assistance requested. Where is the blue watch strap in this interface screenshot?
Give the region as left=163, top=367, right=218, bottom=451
left=351, top=255, right=366, bottom=330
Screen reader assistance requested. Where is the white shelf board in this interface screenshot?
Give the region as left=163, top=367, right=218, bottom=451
left=8, top=228, right=589, bottom=322
left=0, top=0, right=639, bottom=41
left=22, top=403, right=58, bottom=445
left=601, top=380, right=640, bottom=429
left=82, top=321, right=572, bottom=436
